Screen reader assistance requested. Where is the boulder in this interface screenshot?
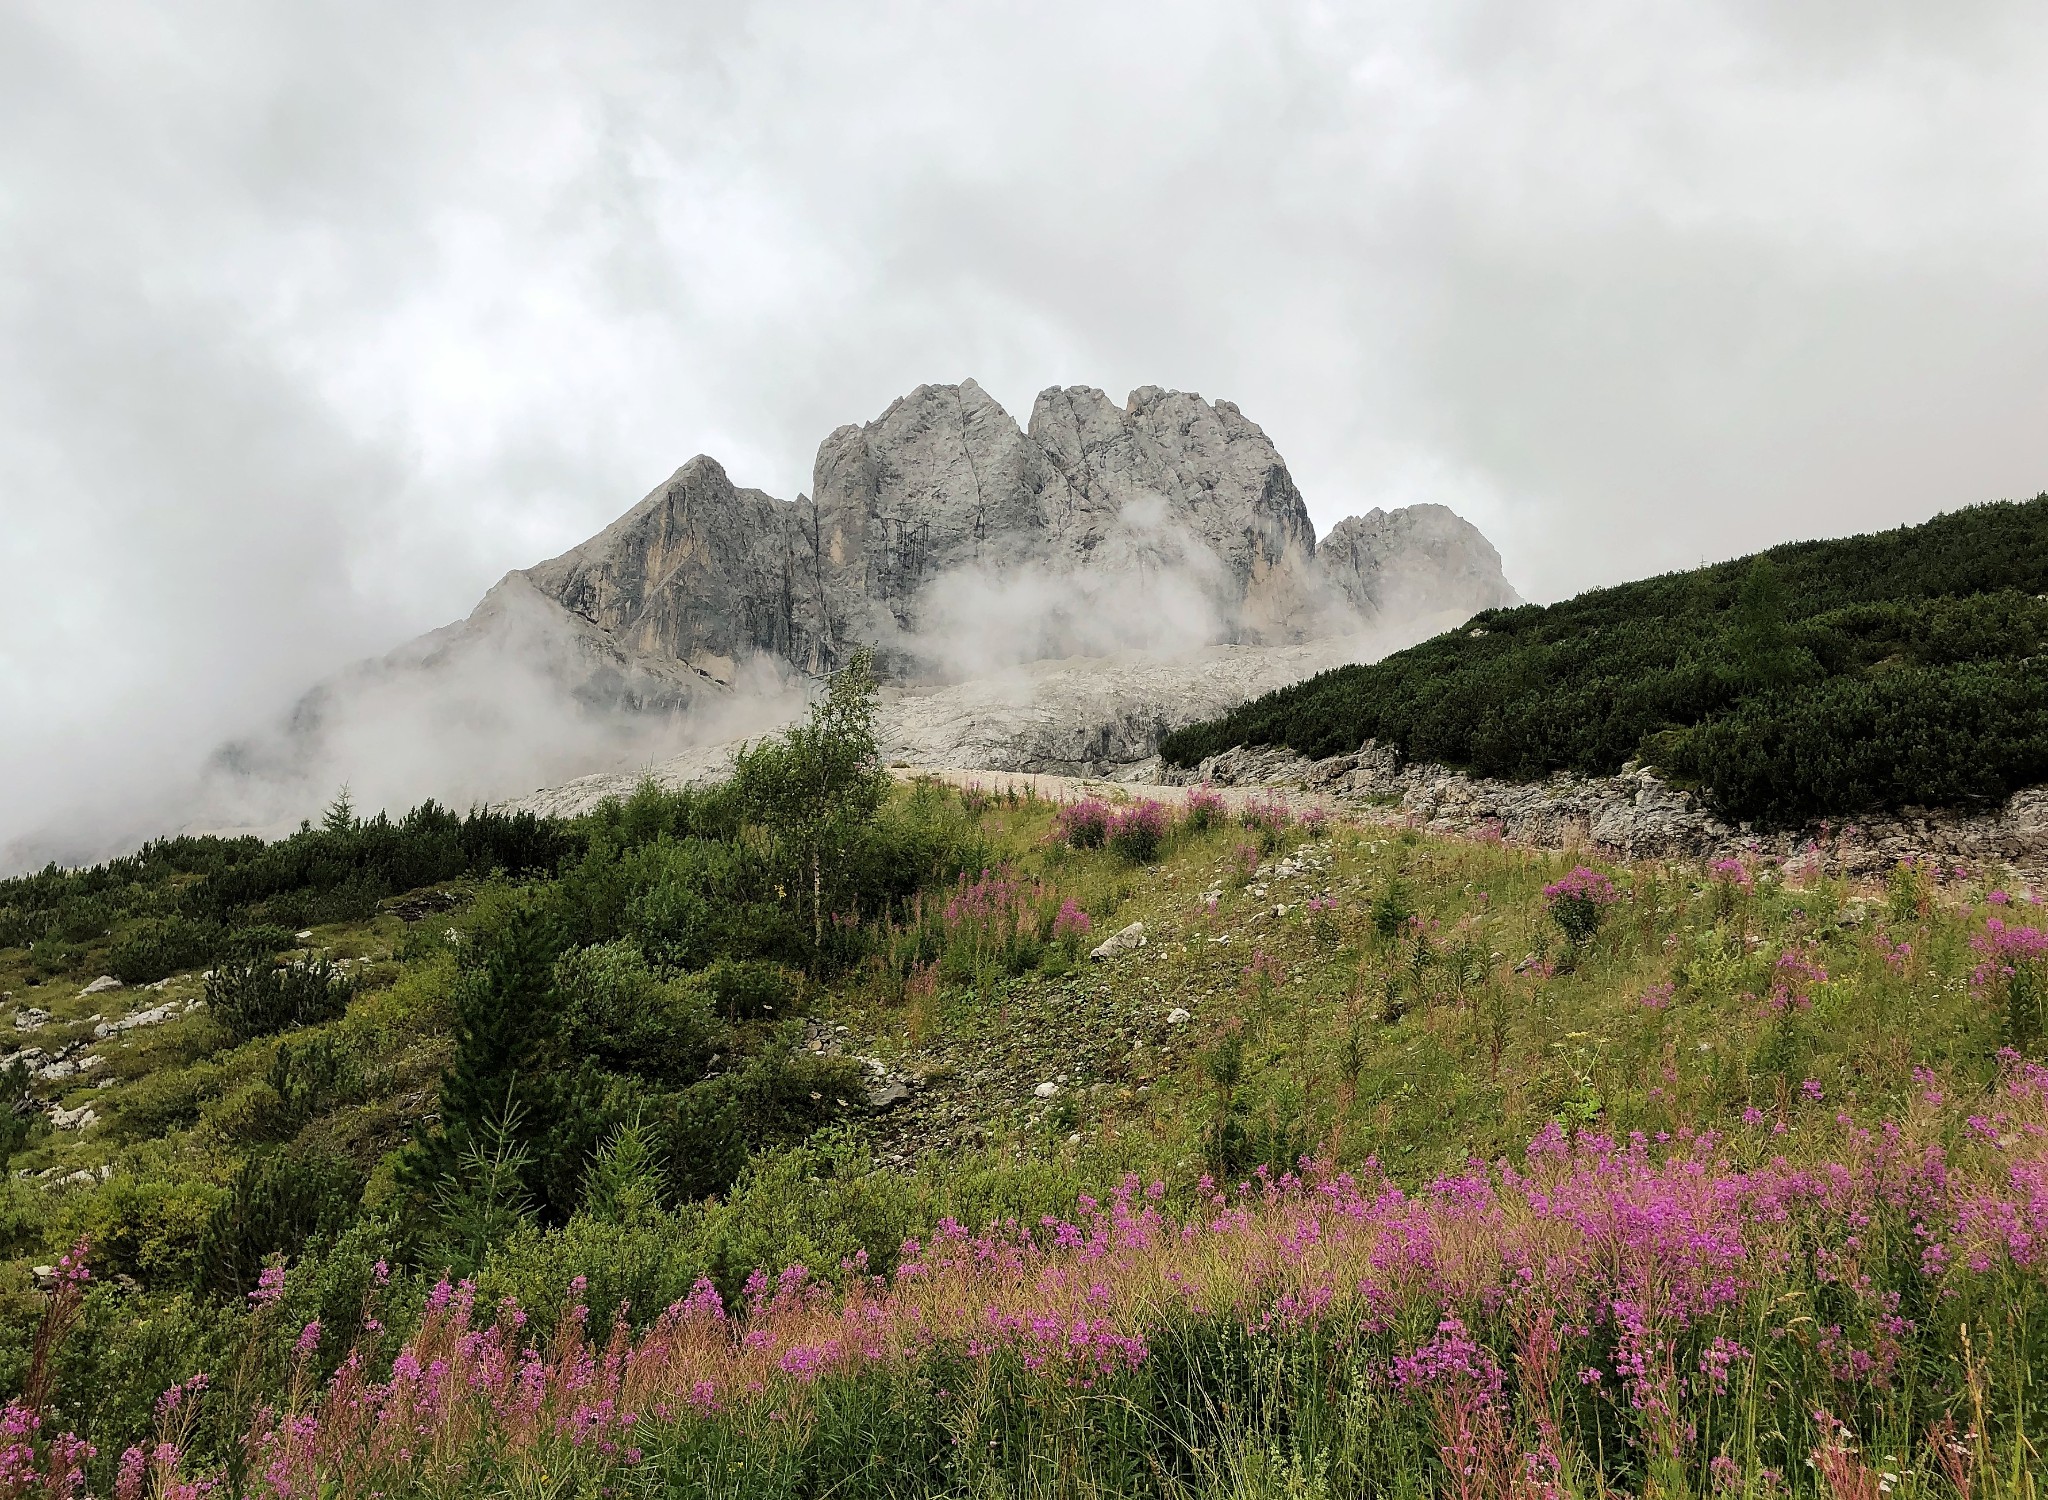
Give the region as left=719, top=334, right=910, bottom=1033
left=1090, top=922, right=1148, bottom=961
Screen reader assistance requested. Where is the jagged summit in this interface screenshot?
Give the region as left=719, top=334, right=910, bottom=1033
left=511, top=380, right=1516, bottom=684
left=207, top=380, right=1518, bottom=826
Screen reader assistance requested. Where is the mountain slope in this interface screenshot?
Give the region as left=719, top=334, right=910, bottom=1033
left=200, top=381, right=1516, bottom=834
left=516, top=379, right=1517, bottom=680
left=1162, top=494, right=2048, bottom=822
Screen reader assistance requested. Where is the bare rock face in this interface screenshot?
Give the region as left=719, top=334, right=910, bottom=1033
left=511, top=380, right=1513, bottom=684
left=1316, top=504, right=1520, bottom=622
left=522, top=455, right=825, bottom=680
left=807, top=380, right=1325, bottom=670
left=209, top=379, right=1518, bottom=831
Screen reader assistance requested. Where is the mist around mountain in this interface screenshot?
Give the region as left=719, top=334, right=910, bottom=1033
left=53, top=380, right=1513, bottom=867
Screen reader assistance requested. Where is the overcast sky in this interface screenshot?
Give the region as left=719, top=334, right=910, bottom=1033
left=4, top=0, right=2047, bottom=857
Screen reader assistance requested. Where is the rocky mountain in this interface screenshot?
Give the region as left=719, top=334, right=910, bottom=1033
left=207, top=380, right=1518, bottom=826
left=519, top=380, right=1516, bottom=683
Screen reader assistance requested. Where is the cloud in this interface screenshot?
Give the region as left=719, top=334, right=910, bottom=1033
left=4, top=0, right=2047, bottom=858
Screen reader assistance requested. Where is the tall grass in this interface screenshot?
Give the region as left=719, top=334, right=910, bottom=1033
left=14, top=1060, right=2046, bottom=1498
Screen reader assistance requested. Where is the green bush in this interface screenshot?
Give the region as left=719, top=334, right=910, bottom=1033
left=109, top=1060, right=227, bottom=1141
left=195, top=1149, right=361, bottom=1300
left=209, top=1036, right=360, bottom=1144
left=696, top=957, right=797, bottom=1023
left=107, top=916, right=225, bottom=984
left=0, top=1059, right=38, bottom=1172
left=738, top=1035, right=868, bottom=1147
left=204, top=955, right=355, bottom=1042
left=556, top=941, right=723, bottom=1082
left=72, top=1176, right=225, bottom=1289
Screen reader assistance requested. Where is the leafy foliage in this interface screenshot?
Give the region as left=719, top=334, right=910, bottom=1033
left=1162, top=494, right=2048, bottom=822
left=730, top=648, right=890, bottom=946
left=204, top=954, right=356, bottom=1042
left=0, top=1058, right=37, bottom=1172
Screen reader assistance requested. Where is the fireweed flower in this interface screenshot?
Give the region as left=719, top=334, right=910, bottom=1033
left=1543, top=867, right=1619, bottom=945
left=1053, top=799, right=1112, bottom=850
left=64, top=1068, right=2048, bottom=1500
left=1106, top=801, right=1169, bottom=862
left=1182, top=784, right=1226, bottom=831
left=1050, top=899, right=1091, bottom=941
left=1239, top=796, right=1292, bottom=836
left=1709, top=856, right=1754, bottom=891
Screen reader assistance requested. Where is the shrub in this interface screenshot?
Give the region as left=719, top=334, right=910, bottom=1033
left=1181, top=785, right=1226, bottom=833
left=204, top=955, right=356, bottom=1042
left=557, top=940, right=724, bottom=1078
left=196, top=1149, right=362, bottom=1299
left=1106, top=801, right=1169, bottom=863
left=738, top=1040, right=867, bottom=1146
left=1544, top=866, right=1620, bottom=947
left=106, top=916, right=224, bottom=984
left=1053, top=799, right=1112, bottom=850
left=696, top=958, right=797, bottom=1024
left=71, top=1176, right=223, bottom=1289
left=1, top=1059, right=39, bottom=1172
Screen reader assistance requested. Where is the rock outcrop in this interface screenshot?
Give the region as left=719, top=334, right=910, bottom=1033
left=513, top=380, right=1518, bottom=681
left=1316, top=504, right=1519, bottom=622
left=212, top=379, right=1518, bottom=831
left=522, top=457, right=822, bottom=682
left=1176, top=739, right=2048, bottom=876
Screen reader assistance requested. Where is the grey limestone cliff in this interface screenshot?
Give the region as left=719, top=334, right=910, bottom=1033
left=1316, top=503, right=1519, bottom=621
left=212, top=379, right=1518, bottom=829
left=510, top=379, right=1516, bottom=684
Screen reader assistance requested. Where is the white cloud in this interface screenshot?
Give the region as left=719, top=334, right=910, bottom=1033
left=4, top=0, right=2046, bottom=856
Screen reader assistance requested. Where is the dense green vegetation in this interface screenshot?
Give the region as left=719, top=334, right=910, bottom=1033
left=7, top=643, right=2048, bottom=1495
left=1162, top=494, right=2048, bottom=823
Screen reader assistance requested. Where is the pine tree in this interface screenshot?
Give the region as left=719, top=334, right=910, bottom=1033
left=580, top=1113, right=666, bottom=1226
left=437, top=900, right=563, bottom=1139
left=322, top=785, right=357, bottom=835
left=401, top=899, right=584, bottom=1222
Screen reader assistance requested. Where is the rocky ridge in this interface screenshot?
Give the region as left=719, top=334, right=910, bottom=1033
left=1174, top=740, right=2048, bottom=876
left=516, top=380, right=1516, bottom=683
left=209, top=379, right=1516, bottom=836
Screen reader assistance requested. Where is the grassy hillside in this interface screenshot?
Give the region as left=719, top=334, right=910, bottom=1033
left=1161, top=495, right=2048, bottom=824
left=5, top=741, right=2047, bottom=1496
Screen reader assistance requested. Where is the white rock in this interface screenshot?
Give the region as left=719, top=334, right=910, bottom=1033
left=1166, top=1007, right=1192, bottom=1025
left=78, top=976, right=123, bottom=997
left=1090, top=922, right=1148, bottom=961
left=51, top=1105, right=97, bottom=1131
left=1033, top=1080, right=1060, bottom=1099
left=12, top=1008, right=51, bottom=1033
left=93, top=1002, right=181, bottom=1039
